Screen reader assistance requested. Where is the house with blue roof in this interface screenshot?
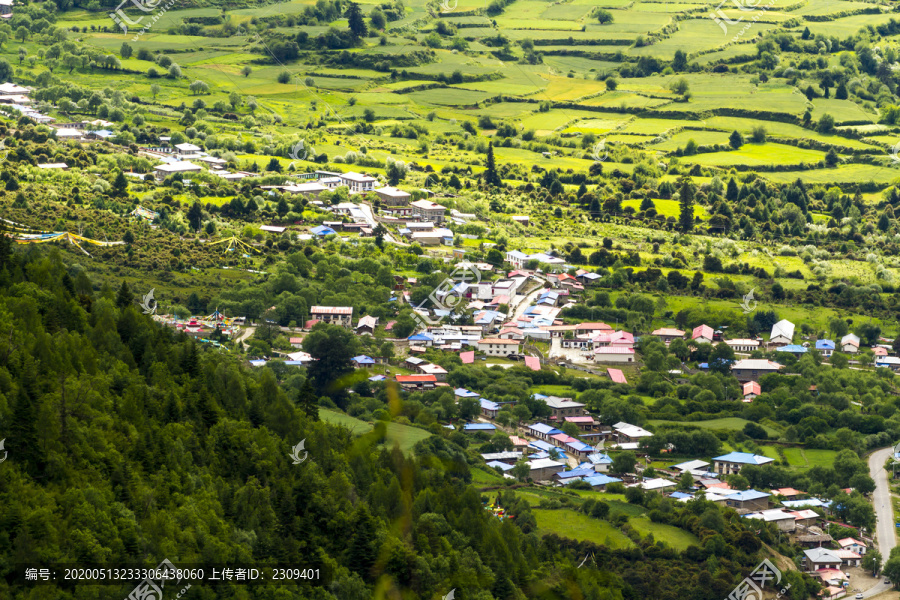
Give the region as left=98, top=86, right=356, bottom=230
left=528, top=422, right=563, bottom=441
left=455, top=388, right=481, bottom=398
left=528, top=451, right=550, bottom=460
left=669, top=491, right=694, bottom=501
left=463, top=423, right=496, bottom=433
left=583, top=474, right=622, bottom=490
left=722, top=489, right=770, bottom=511
left=310, top=225, right=337, bottom=236
left=587, top=452, right=614, bottom=473
left=480, top=398, right=500, bottom=419
left=351, top=355, right=376, bottom=369
left=713, top=452, right=775, bottom=475
left=782, top=498, right=832, bottom=510
left=486, top=460, right=515, bottom=472
left=528, top=440, right=556, bottom=453
left=407, top=332, right=434, bottom=346
left=553, top=468, right=596, bottom=483
left=776, top=344, right=808, bottom=358
left=815, top=339, right=835, bottom=357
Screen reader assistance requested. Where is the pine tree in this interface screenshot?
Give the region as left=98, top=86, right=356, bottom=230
left=678, top=177, right=695, bottom=233
left=726, top=178, right=739, bottom=202
left=729, top=130, right=743, bottom=149
left=835, top=81, right=848, bottom=99
left=878, top=206, right=893, bottom=232
left=297, top=378, right=319, bottom=421
left=10, top=386, right=41, bottom=474
left=113, top=170, right=128, bottom=195
left=348, top=505, right=378, bottom=580
left=187, top=201, right=203, bottom=231
left=115, top=280, right=132, bottom=308
left=483, top=142, right=501, bottom=187
left=346, top=2, right=368, bottom=39
left=589, top=196, right=601, bottom=219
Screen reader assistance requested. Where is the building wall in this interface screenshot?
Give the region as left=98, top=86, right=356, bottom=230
left=594, top=353, right=634, bottom=363
left=531, top=465, right=564, bottom=481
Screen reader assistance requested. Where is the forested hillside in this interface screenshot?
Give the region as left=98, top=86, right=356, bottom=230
left=0, top=237, right=816, bottom=599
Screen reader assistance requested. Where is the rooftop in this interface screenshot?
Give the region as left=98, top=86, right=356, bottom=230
left=713, top=452, right=775, bottom=465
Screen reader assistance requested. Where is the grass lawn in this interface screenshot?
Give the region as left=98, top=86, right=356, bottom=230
left=758, top=445, right=783, bottom=461
left=319, top=409, right=432, bottom=453
left=530, top=384, right=578, bottom=397
left=627, top=517, right=700, bottom=551
left=648, top=417, right=779, bottom=437
left=783, top=448, right=837, bottom=470
left=533, top=509, right=635, bottom=548
left=472, top=468, right=505, bottom=485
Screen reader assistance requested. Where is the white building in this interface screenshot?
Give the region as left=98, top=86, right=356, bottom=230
left=725, top=339, right=760, bottom=352
left=154, top=161, right=202, bottom=181
left=770, top=319, right=795, bottom=346
left=339, top=171, right=377, bottom=193
left=477, top=338, right=521, bottom=356
left=841, top=333, right=860, bottom=353
left=411, top=199, right=447, bottom=223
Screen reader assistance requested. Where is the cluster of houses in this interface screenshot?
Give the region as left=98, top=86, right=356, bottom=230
left=475, top=435, right=870, bottom=589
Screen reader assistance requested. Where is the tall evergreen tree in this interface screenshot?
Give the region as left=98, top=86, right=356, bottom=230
left=113, top=170, right=128, bottom=195
left=589, top=196, right=601, bottom=219
left=187, top=201, right=203, bottom=231
left=297, top=377, right=319, bottom=421
left=678, top=177, right=695, bottom=233
left=115, top=280, right=132, bottom=309
left=346, top=2, right=368, bottom=39
left=483, top=142, right=501, bottom=187
left=348, top=505, right=378, bottom=580
left=10, top=385, right=42, bottom=475
left=725, top=178, right=739, bottom=202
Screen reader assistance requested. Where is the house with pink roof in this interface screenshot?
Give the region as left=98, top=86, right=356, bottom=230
left=743, top=381, right=761, bottom=402
left=836, top=537, right=867, bottom=555
left=692, top=324, right=714, bottom=344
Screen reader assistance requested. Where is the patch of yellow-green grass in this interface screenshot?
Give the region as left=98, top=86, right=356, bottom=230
left=530, top=384, right=578, bottom=398
left=622, top=198, right=708, bottom=219
left=783, top=448, right=837, bottom=470
left=648, top=418, right=779, bottom=437
left=688, top=143, right=826, bottom=168
left=533, top=509, right=635, bottom=548
left=758, top=446, right=782, bottom=461
left=472, top=468, right=506, bottom=485
left=319, top=409, right=432, bottom=453
left=762, top=164, right=900, bottom=185
left=627, top=516, right=700, bottom=551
